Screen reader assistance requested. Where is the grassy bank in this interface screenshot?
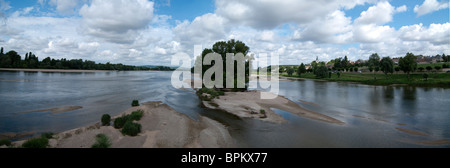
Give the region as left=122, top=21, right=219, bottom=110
left=282, top=72, right=450, bottom=87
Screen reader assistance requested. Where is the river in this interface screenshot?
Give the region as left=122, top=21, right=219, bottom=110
left=0, top=71, right=448, bottom=147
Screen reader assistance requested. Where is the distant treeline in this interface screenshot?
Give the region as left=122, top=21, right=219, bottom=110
left=0, top=47, right=173, bottom=71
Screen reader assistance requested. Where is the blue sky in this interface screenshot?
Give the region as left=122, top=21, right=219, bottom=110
left=0, top=0, right=449, bottom=66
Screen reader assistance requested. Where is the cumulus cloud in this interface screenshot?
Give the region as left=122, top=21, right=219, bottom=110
left=399, top=23, right=450, bottom=45
left=173, top=13, right=229, bottom=45
left=79, top=0, right=154, bottom=44
left=414, top=0, right=449, bottom=16
left=215, top=0, right=373, bottom=29
left=293, top=10, right=352, bottom=44
left=49, top=0, right=79, bottom=15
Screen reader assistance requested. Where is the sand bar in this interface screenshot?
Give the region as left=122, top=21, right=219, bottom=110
left=19, top=106, right=83, bottom=114
left=203, top=90, right=345, bottom=125
left=395, top=127, right=429, bottom=137
left=12, top=101, right=234, bottom=148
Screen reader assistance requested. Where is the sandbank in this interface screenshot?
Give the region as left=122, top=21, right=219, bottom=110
left=202, top=90, right=345, bottom=125
left=0, top=68, right=114, bottom=73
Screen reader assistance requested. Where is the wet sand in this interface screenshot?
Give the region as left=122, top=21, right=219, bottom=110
left=19, top=106, right=83, bottom=114
left=12, top=101, right=234, bottom=148
left=203, top=90, right=345, bottom=125
left=0, top=68, right=114, bottom=73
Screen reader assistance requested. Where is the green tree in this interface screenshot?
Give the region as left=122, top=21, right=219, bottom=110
left=418, top=67, right=424, bottom=72
left=399, top=53, right=417, bottom=80
left=380, top=57, right=394, bottom=78
left=286, top=67, right=294, bottom=76
left=426, top=66, right=432, bottom=72
left=201, top=39, right=251, bottom=90
left=395, top=66, right=400, bottom=73
left=368, top=53, right=380, bottom=80
left=315, top=65, right=328, bottom=78
left=297, top=63, right=306, bottom=77
left=434, top=66, right=441, bottom=72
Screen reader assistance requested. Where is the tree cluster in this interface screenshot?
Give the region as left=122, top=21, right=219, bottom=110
left=0, top=47, right=173, bottom=71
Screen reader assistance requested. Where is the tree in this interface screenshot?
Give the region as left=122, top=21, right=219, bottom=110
left=426, top=66, right=432, bottom=72
left=395, top=66, right=400, bottom=73
left=298, top=63, right=306, bottom=77
left=418, top=67, right=424, bottom=72
left=434, top=66, right=441, bottom=72
left=286, top=67, right=294, bottom=76
left=201, top=39, right=251, bottom=90
left=342, top=56, right=349, bottom=70
left=423, top=73, right=428, bottom=81
left=398, top=52, right=417, bottom=80
left=315, top=65, right=328, bottom=78
left=368, top=53, right=380, bottom=80
left=380, top=57, right=394, bottom=78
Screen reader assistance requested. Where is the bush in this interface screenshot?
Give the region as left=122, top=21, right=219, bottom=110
left=121, top=121, right=141, bottom=136
left=0, top=139, right=11, bottom=146
left=41, top=132, right=54, bottom=139
left=113, top=110, right=144, bottom=129
left=443, top=64, right=449, bottom=68
left=91, top=134, right=111, bottom=148
left=129, top=110, right=144, bottom=121
left=101, top=114, right=111, bottom=126
left=131, top=100, right=139, bottom=107
left=22, top=137, right=48, bottom=148
left=113, top=115, right=129, bottom=129
left=259, top=109, right=267, bottom=118
left=423, top=73, right=429, bottom=81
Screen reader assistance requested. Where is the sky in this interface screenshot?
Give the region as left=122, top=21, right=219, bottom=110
left=0, top=0, right=449, bottom=66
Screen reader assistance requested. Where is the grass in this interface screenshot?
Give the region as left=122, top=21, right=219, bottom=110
left=41, top=132, right=54, bottom=139
left=0, top=139, right=11, bottom=147
left=91, top=134, right=111, bottom=148
left=281, top=72, right=450, bottom=87
left=22, top=137, right=49, bottom=148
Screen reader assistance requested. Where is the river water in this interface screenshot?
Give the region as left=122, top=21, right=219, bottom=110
left=0, top=71, right=448, bottom=147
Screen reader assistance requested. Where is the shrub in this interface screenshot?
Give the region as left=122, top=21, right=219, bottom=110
left=114, top=115, right=129, bottom=129
left=337, top=72, right=341, bottom=78
left=426, top=66, right=432, bottom=71
left=121, top=121, right=141, bottom=136
left=41, top=132, right=54, bottom=139
left=260, top=109, right=266, bottom=115
left=129, top=110, right=144, bottom=121
left=91, top=134, right=111, bottom=148
left=22, top=137, right=48, bottom=148
left=101, top=114, right=111, bottom=126
left=0, top=139, right=11, bottom=146
left=131, top=100, right=139, bottom=107
left=259, top=109, right=267, bottom=118
left=434, top=66, right=441, bottom=71
left=113, top=110, right=144, bottom=129
left=423, top=73, right=429, bottom=81
left=418, top=67, right=424, bottom=71
left=443, top=64, right=449, bottom=68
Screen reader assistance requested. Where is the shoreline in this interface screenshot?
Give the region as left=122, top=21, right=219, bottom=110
left=0, top=68, right=116, bottom=73
left=279, top=73, right=450, bottom=88
left=8, top=101, right=234, bottom=148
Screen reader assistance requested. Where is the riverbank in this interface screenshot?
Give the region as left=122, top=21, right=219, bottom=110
left=202, top=90, right=345, bottom=125
left=0, top=68, right=115, bottom=73
left=281, top=72, right=450, bottom=87
left=8, top=101, right=234, bottom=148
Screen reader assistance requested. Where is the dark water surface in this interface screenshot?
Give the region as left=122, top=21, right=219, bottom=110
left=0, top=71, right=448, bottom=147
